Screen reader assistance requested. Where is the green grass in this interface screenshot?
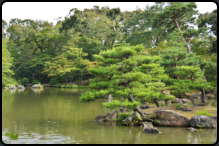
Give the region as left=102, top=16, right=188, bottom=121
left=195, top=110, right=213, bottom=117
left=176, top=103, right=182, bottom=108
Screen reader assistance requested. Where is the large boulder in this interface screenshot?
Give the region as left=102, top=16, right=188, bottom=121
left=190, top=115, right=217, bottom=128
left=121, top=111, right=143, bottom=126
left=31, top=84, right=43, bottom=88
left=175, top=98, right=183, bottom=104
left=146, top=109, right=190, bottom=127
left=9, top=85, right=16, bottom=89
left=142, top=121, right=161, bottom=133
left=94, top=111, right=121, bottom=122
left=182, top=99, right=188, bottom=103
left=211, top=116, right=217, bottom=122
left=17, top=85, right=25, bottom=89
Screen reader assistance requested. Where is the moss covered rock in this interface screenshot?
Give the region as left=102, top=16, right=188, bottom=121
left=121, top=111, right=143, bottom=126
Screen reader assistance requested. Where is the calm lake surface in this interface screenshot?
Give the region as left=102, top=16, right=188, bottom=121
left=2, top=87, right=217, bottom=144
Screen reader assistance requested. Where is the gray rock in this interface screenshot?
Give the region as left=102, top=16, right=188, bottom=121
left=104, top=94, right=113, bottom=99
left=206, top=94, right=216, bottom=99
left=166, top=100, right=172, bottom=106
left=94, top=115, right=107, bottom=122
left=119, top=107, right=130, bottom=113
left=177, top=107, right=193, bottom=111
left=190, top=115, right=217, bottom=128
left=9, top=85, right=16, bottom=89
left=146, top=109, right=190, bottom=127
left=182, top=99, right=188, bottom=103
left=17, top=85, right=25, bottom=89
left=187, top=127, right=196, bottom=131
left=143, top=128, right=161, bottom=133
left=211, top=116, right=217, bottom=122
left=190, top=94, right=201, bottom=99
left=196, top=103, right=205, bottom=106
left=94, top=111, right=121, bottom=122
left=122, top=111, right=142, bottom=126
left=31, top=84, right=43, bottom=88
left=142, top=121, right=161, bottom=133
left=175, top=98, right=183, bottom=104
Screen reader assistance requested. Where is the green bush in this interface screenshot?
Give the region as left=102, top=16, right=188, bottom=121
left=72, top=85, right=78, bottom=88
left=22, top=77, right=29, bottom=85
left=55, top=84, right=62, bottom=88
left=32, top=80, right=39, bottom=84
left=66, top=84, right=71, bottom=88
left=176, top=103, right=182, bottom=108
left=116, top=113, right=131, bottom=123
left=61, top=85, right=66, bottom=88
left=50, top=78, right=59, bottom=85
left=195, top=110, right=213, bottom=117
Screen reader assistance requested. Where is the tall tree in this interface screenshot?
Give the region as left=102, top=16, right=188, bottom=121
left=2, top=37, right=16, bottom=86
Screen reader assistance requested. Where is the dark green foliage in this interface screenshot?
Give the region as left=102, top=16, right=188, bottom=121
left=80, top=44, right=175, bottom=110
left=21, top=77, right=29, bottom=85
left=50, top=77, right=59, bottom=85
left=116, top=113, right=131, bottom=122
left=32, top=80, right=39, bottom=84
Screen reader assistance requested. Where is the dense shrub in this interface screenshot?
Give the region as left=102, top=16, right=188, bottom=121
left=22, top=77, right=29, bottom=85
left=50, top=78, right=59, bottom=85
left=195, top=110, right=213, bottom=117
left=32, top=80, right=39, bottom=84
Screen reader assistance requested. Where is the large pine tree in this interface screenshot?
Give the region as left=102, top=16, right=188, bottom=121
left=80, top=44, right=175, bottom=118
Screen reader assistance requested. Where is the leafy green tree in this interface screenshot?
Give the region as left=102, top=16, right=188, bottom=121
left=152, top=2, right=207, bottom=53
left=159, top=30, right=214, bottom=105
left=2, top=37, right=16, bottom=86
left=80, top=44, right=175, bottom=118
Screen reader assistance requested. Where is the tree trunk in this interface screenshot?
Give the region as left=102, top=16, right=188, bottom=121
left=127, top=93, right=146, bottom=118
left=200, top=88, right=206, bottom=105
left=183, top=93, right=195, bottom=106
left=174, top=19, right=191, bottom=53
left=154, top=100, right=160, bottom=107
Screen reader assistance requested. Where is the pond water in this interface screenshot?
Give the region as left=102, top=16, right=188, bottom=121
left=2, top=87, right=217, bottom=144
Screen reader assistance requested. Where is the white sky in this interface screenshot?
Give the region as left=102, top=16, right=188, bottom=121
left=2, top=2, right=217, bottom=25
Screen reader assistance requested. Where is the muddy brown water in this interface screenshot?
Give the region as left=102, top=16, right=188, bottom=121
left=2, top=88, right=217, bottom=144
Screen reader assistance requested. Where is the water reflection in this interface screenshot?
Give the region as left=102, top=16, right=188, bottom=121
left=30, top=88, right=44, bottom=93
left=2, top=88, right=217, bottom=144
left=18, top=88, right=25, bottom=92
left=9, top=89, right=16, bottom=94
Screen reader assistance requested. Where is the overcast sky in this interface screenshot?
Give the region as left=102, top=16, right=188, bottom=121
left=2, top=2, right=217, bottom=25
